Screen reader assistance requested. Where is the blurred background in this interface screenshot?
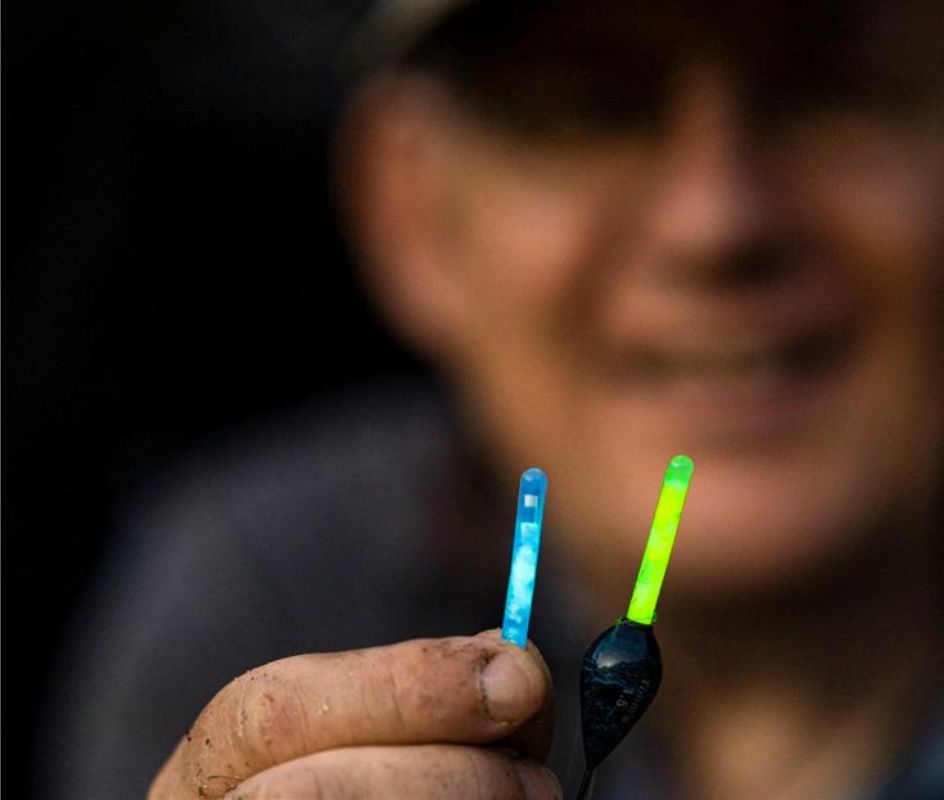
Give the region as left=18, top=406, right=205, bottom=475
left=3, top=1, right=419, bottom=794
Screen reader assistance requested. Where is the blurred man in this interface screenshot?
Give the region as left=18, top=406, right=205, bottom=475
left=45, top=1, right=943, bottom=798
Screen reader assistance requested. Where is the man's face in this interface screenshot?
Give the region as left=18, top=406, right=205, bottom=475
left=350, top=12, right=943, bottom=598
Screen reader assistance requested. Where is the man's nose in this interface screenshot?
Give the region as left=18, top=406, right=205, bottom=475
left=647, top=77, right=777, bottom=287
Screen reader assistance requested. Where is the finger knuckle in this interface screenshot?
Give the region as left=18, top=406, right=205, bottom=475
left=440, top=748, right=524, bottom=800
left=366, top=658, right=409, bottom=736
left=228, top=764, right=345, bottom=800
left=230, top=668, right=309, bottom=765
left=461, top=749, right=495, bottom=800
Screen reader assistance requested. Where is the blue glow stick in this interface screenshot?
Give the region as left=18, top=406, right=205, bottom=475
left=501, top=468, right=548, bottom=647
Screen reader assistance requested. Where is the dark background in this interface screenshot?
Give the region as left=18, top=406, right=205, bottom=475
left=3, top=1, right=416, bottom=794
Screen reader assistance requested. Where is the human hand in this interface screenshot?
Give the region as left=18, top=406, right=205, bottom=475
left=148, top=630, right=559, bottom=798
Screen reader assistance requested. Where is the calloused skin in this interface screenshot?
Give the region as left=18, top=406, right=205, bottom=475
left=148, top=630, right=560, bottom=800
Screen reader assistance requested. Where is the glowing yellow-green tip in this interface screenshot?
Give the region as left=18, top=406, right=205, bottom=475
left=626, top=455, right=694, bottom=625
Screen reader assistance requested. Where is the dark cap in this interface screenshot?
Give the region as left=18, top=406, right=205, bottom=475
left=343, top=0, right=475, bottom=74
left=343, top=0, right=943, bottom=135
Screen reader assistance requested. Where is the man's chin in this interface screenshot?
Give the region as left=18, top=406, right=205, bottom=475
left=666, top=498, right=874, bottom=602
left=614, top=449, right=877, bottom=599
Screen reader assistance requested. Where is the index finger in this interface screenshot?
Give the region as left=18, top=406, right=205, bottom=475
left=149, top=631, right=553, bottom=799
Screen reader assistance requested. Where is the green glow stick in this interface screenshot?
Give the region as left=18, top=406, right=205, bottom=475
left=626, top=454, right=694, bottom=625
